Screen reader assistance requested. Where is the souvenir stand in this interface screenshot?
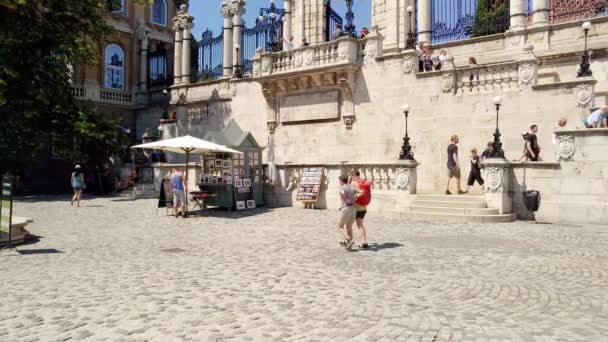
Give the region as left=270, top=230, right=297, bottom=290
left=199, top=120, right=263, bottom=210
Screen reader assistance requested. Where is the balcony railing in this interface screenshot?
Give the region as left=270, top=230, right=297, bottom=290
left=251, top=37, right=362, bottom=78
left=70, top=85, right=135, bottom=106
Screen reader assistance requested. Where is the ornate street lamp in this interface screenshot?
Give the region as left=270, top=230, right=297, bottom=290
left=258, top=0, right=285, bottom=52
left=405, top=6, right=416, bottom=49
left=344, top=0, right=356, bottom=37
left=578, top=21, right=593, bottom=77
left=234, top=44, right=243, bottom=78
left=489, top=96, right=505, bottom=159
left=399, top=104, right=414, bottom=160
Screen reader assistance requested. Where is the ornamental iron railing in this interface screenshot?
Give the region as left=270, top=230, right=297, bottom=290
left=325, top=0, right=345, bottom=41
left=549, top=0, right=608, bottom=24
left=431, top=0, right=510, bottom=44
left=194, top=29, right=224, bottom=82
left=148, top=43, right=173, bottom=88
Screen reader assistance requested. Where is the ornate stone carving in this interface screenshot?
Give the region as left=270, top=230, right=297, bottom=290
left=485, top=167, right=503, bottom=193
left=556, top=135, right=575, bottom=161
left=401, top=56, right=414, bottom=74
left=136, top=18, right=152, bottom=42
left=294, top=51, right=303, bottom=67
left=529, top=31, right=545, bottom=45
left=262, top=56, right=272, bottom=73
left=304, top=50, right=314, bottom=65
left=441, top=73, right=454, bottom=93
left=342, top=113, right=355, bottom=130
left=297, top=76, right=309, bottom=89
left=322, top=73, right=336, bottom=86
left=365, top=41, right=377, bottom=59
left=337, top=42, right=349, bottom=60
left=252, top=60, right=261, bottom=77
left=395, top=168, right=410, bottom=190
left=518, top=63, right=535, bottom=85
left=267, top=121, right=278, bottom=134
left=576, top=84, right=593, bottom=107
left=508, top=34, right=522, bottom=48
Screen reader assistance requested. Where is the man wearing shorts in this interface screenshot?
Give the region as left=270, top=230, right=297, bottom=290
left=171, top=167, right=187, bottom=217
left=446, top=135, right=466, bottom=195
left=351, top=170, right=369, bottom=249
left=337, top=175, right=357, bottom=250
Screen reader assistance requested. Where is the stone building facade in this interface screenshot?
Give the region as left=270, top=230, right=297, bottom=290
left=157, top=1, right=608, bottom=225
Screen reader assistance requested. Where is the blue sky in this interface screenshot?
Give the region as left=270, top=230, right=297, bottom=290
left=189, top=0, right=372, bottom=38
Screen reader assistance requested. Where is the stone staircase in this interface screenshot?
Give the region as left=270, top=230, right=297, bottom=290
left=122, top=183, right=158, bottom=200
left=386, top=194, right=517, bottom=223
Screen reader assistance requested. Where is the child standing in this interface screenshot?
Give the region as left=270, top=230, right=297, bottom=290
left=465, top=148, right=485, bottom=193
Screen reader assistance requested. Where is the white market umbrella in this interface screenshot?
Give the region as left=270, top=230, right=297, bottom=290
left=132, top=135, right=242, bottom=214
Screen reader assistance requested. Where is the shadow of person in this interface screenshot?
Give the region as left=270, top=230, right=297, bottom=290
left=360, top=242, right=403, bottom=252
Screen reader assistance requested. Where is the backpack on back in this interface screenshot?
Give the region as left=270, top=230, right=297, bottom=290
left=355, top=180, right=372, bottom=206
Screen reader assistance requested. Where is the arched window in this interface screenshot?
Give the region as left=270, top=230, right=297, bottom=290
left=104, top=44, right=125, bottom=90
left=107, top=0, right=125, bottom=15
left=151, top=0, right=167, bottom=26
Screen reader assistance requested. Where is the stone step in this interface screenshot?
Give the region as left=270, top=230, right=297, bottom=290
left=385, top=210, right=517, bottom=223
left=414, top=194, right=486, bottom=202
left=407, top=205, right=500, bottom=215
left=409, top=200, right=488, bottom=208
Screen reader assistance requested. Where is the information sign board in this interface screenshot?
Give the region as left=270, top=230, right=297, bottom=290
left=296, top=167, right=324, bottom=202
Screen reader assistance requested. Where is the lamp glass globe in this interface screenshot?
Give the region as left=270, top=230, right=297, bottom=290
left=493, top=96, right=502, bottom=105
left=582, top=21, right=592, bottom=30
left=407, top=6, right=414, bottom=13
left=402, top=104, right=411, bottom=113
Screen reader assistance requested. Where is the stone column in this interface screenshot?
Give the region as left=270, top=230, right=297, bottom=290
left=532, top=0, right=549, bottom=26
left=181, top=9, right=194, bottom=85
left=172, top=17, right=183, bottom=84
left=221, top=11, right=233, bottom=77
left=283, top=0, right=292, bottom=42
left=482, top=159, right=513, bottom=215
left=510, top=0, right=526, bottom=29
left=232, top=7, right=245, bottom=73
left=417, top=0, right=432, bottom=44
left=136, top=18, right=151, bottom=90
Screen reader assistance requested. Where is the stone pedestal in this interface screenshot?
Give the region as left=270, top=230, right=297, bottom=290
left=482, top=159, right=513, bottom=214
left=395, top=160, right=419, bottom=194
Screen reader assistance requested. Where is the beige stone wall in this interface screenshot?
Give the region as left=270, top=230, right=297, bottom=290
left=165, top=16, right=608, bottom=223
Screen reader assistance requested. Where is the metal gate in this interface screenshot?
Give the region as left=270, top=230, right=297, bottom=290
left=195, top=29, right=224, bottom=82
left=325, top=0, right=344, bottom=41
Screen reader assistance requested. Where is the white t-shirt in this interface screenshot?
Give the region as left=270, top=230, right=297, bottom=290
left=586, top=109, right=602, bottom=124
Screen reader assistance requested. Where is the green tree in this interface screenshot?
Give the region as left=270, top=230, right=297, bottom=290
left=472, top=0, right=510, bottom=38
left=0, top=0, right=151, bottom=175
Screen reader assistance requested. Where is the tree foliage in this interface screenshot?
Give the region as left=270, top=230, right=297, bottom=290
left=472, top=0, right=510, bottom=38
left=0, top=0, right=151, bottom=174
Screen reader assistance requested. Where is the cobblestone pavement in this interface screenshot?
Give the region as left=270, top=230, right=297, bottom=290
left=1, top=196, right=607, bottom=342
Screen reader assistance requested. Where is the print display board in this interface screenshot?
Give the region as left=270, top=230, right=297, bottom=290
left=234, top=178, right=255, bottom=210
left=158, top=178, right=173, bottom=208
left=296, top=167, right=324, bottom=202
left=1, top=174, right=14, bottom=246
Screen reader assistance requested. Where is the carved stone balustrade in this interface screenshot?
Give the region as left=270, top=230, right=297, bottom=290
left=70, top=85, right=135, bottom=106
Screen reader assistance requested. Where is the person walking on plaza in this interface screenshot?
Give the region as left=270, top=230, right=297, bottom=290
left=70, top=165, right=85, bottom=207
left=464, top=148, right=485, bottom=193
left=337, top=175, right=357, bottom=251
left=171, top=167, right=187, bottom=217
left=351, top=170, right=371, bottom=249
left=525, top=124, right=541, bottom=161
left=446, top=135, right=466, bottom=195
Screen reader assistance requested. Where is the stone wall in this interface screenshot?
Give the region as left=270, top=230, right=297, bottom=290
left=162, top=16, right=608, bottom=223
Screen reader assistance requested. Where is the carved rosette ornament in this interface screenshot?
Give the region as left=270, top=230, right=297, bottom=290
left=401, top=56, right=414, bottom=74
left=365, top=41, right=377, bottom=60
left=485, top=167, right=503, bottom=193
left=441, top=73, right=455, bottom=93
left=262, top=57, right=272, bottom=74
left=518, top=63, right=535, bottom=85
left=337, top=42, right=349, bottom=60
left=395, top=168, right=410, bottom=191
left=556, top=135, right=575, bottom=161
left=576, top=84, right=593, bottom=107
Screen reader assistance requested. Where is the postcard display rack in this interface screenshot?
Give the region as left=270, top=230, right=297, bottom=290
left=199, top=153, right=256, bottom=210
left=296, top=167, right=324, bottom=209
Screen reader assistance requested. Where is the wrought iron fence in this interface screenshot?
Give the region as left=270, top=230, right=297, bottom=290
left=325, top=0, right=345, bottom=41
left=194, top=29, right=224, bottom=82
left=549, top=0, right=608, bottom=24
left=148, top=43, right=173, bottom=88
left=431, top=0, right=510, bottom=44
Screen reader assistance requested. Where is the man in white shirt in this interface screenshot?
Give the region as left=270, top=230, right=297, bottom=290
left=584, top=106, right=608, bottom=128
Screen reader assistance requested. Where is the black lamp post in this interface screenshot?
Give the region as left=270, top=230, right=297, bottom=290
left=399, top=104, right=414, bottom=160
left=406, top=5, right=416, bottom=49
left=578, top=21, right=593, bottom=77
left=258, top=0, right=285, bottom=52
left=234, top=44, right=243, bottom=78
left=344, top=0, right=356, bottom=37
left=489, top=96, right=505, bottom=159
